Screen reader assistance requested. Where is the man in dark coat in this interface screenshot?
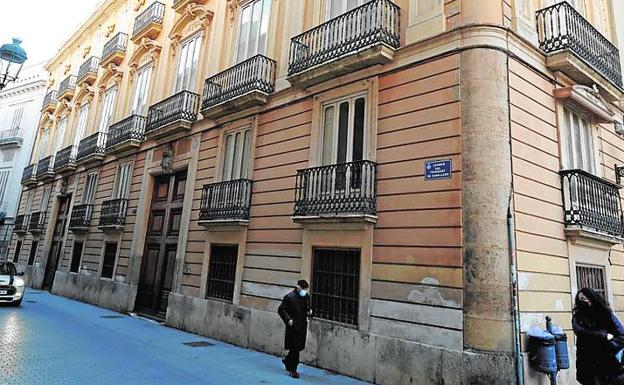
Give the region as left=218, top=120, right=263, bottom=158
left=278, top=279, right=312, bottom=378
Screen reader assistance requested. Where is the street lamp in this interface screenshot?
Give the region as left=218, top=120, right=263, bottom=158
left=0, top=38, right=27, bottom=90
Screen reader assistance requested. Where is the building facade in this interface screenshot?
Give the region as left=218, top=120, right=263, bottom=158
left=10, top=0, right=624, bottom=384
left=0, top=62, right=47, bottom=260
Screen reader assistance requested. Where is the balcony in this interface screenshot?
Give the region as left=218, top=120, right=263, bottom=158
left=69, top=204, right=93, bottom=233
left=106, top=115, right=146, bottom=154
left=201, top=55, right=276, bottom=120
left=0, top=128, right=23, bottom=148
left=28, top=211, right=45, bottom=234
left=58, top=75, right=77, bottom=100
left=101, top=32, right=128, bottom=67
left=287, top=0, right=400, bottom=88
left=77, top=56, right=99, bottom=86
left=132, top=1, right=165, bottom=42
left=198, top=179, right=252, bottom=227
left=560, top=169, right=624, bottom=244
left=536, top=2, right=623, bottom=99
left=145, top=90, right=200, bottom=139
left=14, top=214, right=28, bottom=235
left=41, top=90, right=58, bottom=113
left=35, top=156, right=55, bottom=182
left=76, top=132, right=107, bottom=166
left=54, top=145, right=77, bottom=174
left=98, top=199, right=128, bottom=232
left=21, top=164, right=37, bottom=187
left=293, top=160, right=377, bottom=223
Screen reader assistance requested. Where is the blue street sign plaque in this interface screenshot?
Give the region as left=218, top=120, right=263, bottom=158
left=425, top=159, right=452, bottom=180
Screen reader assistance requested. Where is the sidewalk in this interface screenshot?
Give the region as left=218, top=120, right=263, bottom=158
left=0, top=291, right=371, bottom=385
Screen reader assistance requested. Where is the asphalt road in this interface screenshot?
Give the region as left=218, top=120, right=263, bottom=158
left=0, top=290, right=369, bottom=385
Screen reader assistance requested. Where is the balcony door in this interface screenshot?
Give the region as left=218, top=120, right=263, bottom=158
left=132, top=65, right=153, bottom=116
left=73, top=103, right=90, bottom=149
left=327, top=0, right=365, bottom=20
left=235, top=0, right=271, bottom=63
left=37, top=128, right=50, bottom=162
left=53, top=117, right=68, bottom=160
left=135, top=171, right=186, bottom=319
left=98, top=86, right=117, bottom=143
left=561, top=106, right=595, bottom=173
left=174, top=34, right=201, bottom=93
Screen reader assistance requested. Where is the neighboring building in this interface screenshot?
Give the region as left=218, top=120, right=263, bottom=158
left=9, top=0, right=624, bottom=384
left=0, top=62, right=47, bottom=260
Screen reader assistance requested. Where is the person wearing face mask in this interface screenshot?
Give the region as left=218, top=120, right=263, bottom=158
left=277, top=279, right=312, bottom=379
left=573, top=287, right=624, bottom=385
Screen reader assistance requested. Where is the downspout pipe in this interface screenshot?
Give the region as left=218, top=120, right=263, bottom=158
left=508, top=200, right=524, bottom=385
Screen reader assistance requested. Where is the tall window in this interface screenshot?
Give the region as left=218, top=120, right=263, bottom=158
left=222, top=128, right=251, bottom=181
left=175, top=34, right=202, bottom=92
left=83, top=173, right=98, bottom=204
left=311, top=248, right=360, bottom=325
left=132, top=65, right=153, bottom=115
left=235, top=0, right=271, bottom=62
left=40, top=186, right=52, bottom=212
left=577, top=264, right=607, bottom=301
left=206, top=244, right=238, bottom=301
left=37, top=128, right=50, bottom=161
left=98, top=86, right=117, bottom=135
left=0, top=169, right=10, bottom=205
left=53, top=117, right=68, bottom=156
left=13, top=240, right=21, bottom=263
left=562, top=107, right=595, bottom=173
left=101, top=242, right=118, bottom=279
left=70, top=241, right=84, bottom=273
left=28, top=241, right=38, bottom=266
left=321, top=95, right=366, bottom=166
left=113, top=162, right=132, bottom=200
left=10, top=104, right=24, bottom=130
left=74, top=103, right=90, bottom=147
left=327, top=0, right=364, bottom=19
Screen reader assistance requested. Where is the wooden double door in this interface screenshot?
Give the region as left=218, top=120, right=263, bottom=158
left=135, top=172, right=187, bottom=319
left=42, top=196, right=70, bottom=291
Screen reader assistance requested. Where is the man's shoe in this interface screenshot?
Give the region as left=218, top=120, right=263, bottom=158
left=282, top=359, right=288, bottom=371
left=290, top=371, right=300, bottom=379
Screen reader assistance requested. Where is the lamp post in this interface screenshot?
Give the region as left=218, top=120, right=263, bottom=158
left=0, top=38, right=28, bottom=90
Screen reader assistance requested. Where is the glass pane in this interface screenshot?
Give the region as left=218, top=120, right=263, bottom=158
left=232, top=132, right=243, bottom=179
left=223, top=134, right=235, bottom=181
left=237, top=6, right=252, bottom=62
left=248, top=0, right=262, bottom=58
left=241, top=130, right=251, bottom=179
left=175, top=42, right=188, bottom=92
left=337, top=102, right=349, bottom=164
left=322, top=106, right=335, bottom=166
left=188, top=36, right=201, bottom=90
left=329, top=0, right=344, bottom=19
left=352, top=97, right=365, bottom=162
left=74, top=104, right=89, bottom=146
left=258, top=0, right=271, bottom=56
left=572, top=114, right=582, bottom=169
left=54, top=118, right=67, bottom=153
left=563, top=109, right=572, bottom=169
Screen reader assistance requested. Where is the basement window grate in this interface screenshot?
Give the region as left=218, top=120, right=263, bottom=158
left=183, top=341, right=215, bottom=347
left=100, top=315, right=125, bottom=319
left=25, top=300, right=37, bottom=303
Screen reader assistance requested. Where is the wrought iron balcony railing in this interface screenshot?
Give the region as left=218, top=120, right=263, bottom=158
left=54, top=145, right=77, bottom=172
left=107, top=115, right=146, bottom=149
left=58, top=75, right=77, bottom=97
left=21, top=164, right=37, bottom=184
left=102, top=32, right=128, bottom=63
left=77, top=56, right=99, bottom=84
left=536, top=2, right=623, bottom=88
left=41, top=90, right=58, bottom=111
left=28, top=211, right=45, bottom=232
left=560, top=169, right=624, bottom=238
left=69, top=204, right=93, bottom=230
left=145, top=90, right=200, bottom=134
left=36, top=156, right=55, bottom=178
left=199, top=179, right=252, bottom=222
left=14, top=214, right=28, bottom=233
left=0, top=128, right=23, bottom=146
left=99, top=198, right=128, bottom=229
left=133, top=1, right=165, bottom=38
left=294, top=160, right=377, bottom=217
left=288, top=0, right=400, bottom=76
left=77, top=131, right=107, bottom=162
left=202, top=55, right=276, bottom=111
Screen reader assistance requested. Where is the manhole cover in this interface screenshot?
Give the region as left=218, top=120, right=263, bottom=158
left=183, top=341, right=214, bottom=347
left=100, top=315, right=125, bottom=319
left=27, top=292, right=42, bottom=295
left=26, top=300, right=37, bottom=304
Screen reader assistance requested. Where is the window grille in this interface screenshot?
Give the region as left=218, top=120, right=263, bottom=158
left=206, top=244, right=238, bottom=301
left=70, top=241, right=84, bottom=273
left=101, top=242, right=117, bottom=279
left=13, top=241, right=21, bottom=263
left=28, top=241, right=38, bottom=266
left=577, top=264, right=608, bottom=302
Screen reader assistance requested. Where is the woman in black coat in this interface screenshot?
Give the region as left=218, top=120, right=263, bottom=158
left=278, top=279, right=312, bottom=378
left=573, top=288, right=624, bottom=385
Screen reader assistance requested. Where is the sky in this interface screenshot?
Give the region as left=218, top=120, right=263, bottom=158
left=0, top=0, right=104, bottom=66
